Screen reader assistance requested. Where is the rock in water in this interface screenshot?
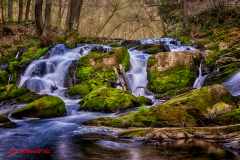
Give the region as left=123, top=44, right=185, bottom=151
left=12, top=96, right=66, bottom=119
left=0, top=114, right=11, bottom=123
left=79, top=87, right=152, bottom=113
left=147, top=50, right=201, bottom=93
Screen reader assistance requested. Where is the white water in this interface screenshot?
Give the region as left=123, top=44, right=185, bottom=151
left=222, top=72, right=240, bottom=97
left=19, top=38, right=197, bottom=104
left=18, top=44, right=111, bottom=104
left=193, top=60, right=208, bottom=89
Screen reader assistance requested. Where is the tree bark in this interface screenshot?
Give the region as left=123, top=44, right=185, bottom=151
left=72, top=0, right=83, bottom=31
left=42, top=0, right=52, bottom=37
left=8, top=0, right=13, bottom=22
left=181, top=0, right=189, bottom=29
left=35, top=0, right=44, bottom=35
left=18, top=0, right=23, bottom=22
left=58, top=0, right=62, bottom=30
left=1, top=0, right=5, bottom=24
left=25, top=0, right=31, bottom=23
left=114, top=67, right=127, bottom=91
left=65, top=1, right=70, bottom=30
left=119, top=64, right=130, bottom=92
left=68, top=0, right=77, bottom=31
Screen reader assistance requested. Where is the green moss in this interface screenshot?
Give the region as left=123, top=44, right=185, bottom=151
left=12, top=96, right=66, bottom=119
left=20, top=46, right=51, bottom=63
left=216, top=62, right=240, bottom=83
left=0, top=71, right=8, bottom=88
left=108, top=42, right=120, bottom=47
left=0, top=84, right=29, bottom=101
left=148, top=67, right=194, bottom=93
left=77, top=67, right=94, bottom=81
left=79, top=87, right=140, bottom=113
left=114, top=47, right=130, bottom=71
left=118, top=129, right=147, bottom=137
left=17, top=92, right=43, bottom=103
left=215, top=109, right=240, bottom=125
left=0, top=114, right=11, bottom=123
left=67, top=83, right=90, bottom=96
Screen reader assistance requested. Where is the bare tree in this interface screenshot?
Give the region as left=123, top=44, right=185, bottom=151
left=181, top=0, right=189, bottom=29
left=42, top=0, right=52, bottom=36
left=0, top=0, right=5, bottom=24
left=8, top=0, right=13, bottom=22
left=18, top=0, right=23, bottom=22
left=25, top=0, right=31, bottom=23
left=35, top=0, right=44, bottom=35
left=58, top=0, right=62, bottom=30
left=68, top=0, right=84, bottom=32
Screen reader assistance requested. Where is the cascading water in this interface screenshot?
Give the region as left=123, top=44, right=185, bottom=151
left=19, top=44, right=111, bottom=102
left=193, top=60, right=208, bottom=89
left=222, top=72, right=240, bottom=97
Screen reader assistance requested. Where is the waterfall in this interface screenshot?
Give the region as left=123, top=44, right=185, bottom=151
left=19, top=44, right=111, bottom=100
left=222, top=72, right=240, bottom=97
left=8, top=74, right=11, bottom=85
left=193, top=60, right=208, bottom=89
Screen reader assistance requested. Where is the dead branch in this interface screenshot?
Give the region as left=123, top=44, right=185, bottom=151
left=104, top=79, right=121, bottom=86
left=114, top=67, right=127, bottom=91
left=119, top=64, right=130, bottom=92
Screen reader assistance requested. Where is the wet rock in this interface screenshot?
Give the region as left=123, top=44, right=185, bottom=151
left=15, top=49, right=27, bottom=60
left=202, top=71, right=218, bottom=87
left=16, top=92, right=47, bottom=103
left=0, top=121, right=18, bottom=128
left=79, top=87, right=146, bottom=113
left=203, top=50, right=215, bottom=63
left=0, top=114, right=11, bottom=123
left=215, top=57, right=240, bottom=68
left=64, top=60, right=80, bottom=87
left=201, top=63, right=211, bottom=75
left=0, top=84, right=29, bottom=101
left=90, top=45, right=110, bottom=53
left=137, top=42, right=165, bottom=54
left=155, top=85, right=239, bottom=126
left=223, top=141, right=239, bottom=149
left=155, top=87, right=193, bottom=100
left=121, top=40, right=141, bottom=48
left=219, top=42, right=231, bottom=51
left=44, top=44, right=66, bottom=59
left=167, top=132, right=186, bottom=139
left=11, top=96, right=66, bottom=119
left=147, top=50, right=201, bottom=93
left=214, top=109, right=240, bottom=125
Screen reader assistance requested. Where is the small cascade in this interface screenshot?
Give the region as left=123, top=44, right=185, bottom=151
left=193, top=60, right=208, bottom=89
left=222, top=72, right=240, bottom=97
left=19, top=44, right=111, bottom=101
left=7, top=74, right=11, bottom=85
left=15, top=50, right=20, bottom=59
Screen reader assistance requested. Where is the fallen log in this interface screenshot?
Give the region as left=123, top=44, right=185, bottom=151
left=137, top=86, right=156, bottom=102
left=119, top=64, right=130, bottom=92
left=114, top=67, right=128, bottom=91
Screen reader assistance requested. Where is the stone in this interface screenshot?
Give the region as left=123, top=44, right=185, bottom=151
left=203, top=50, right=215, bottom=63
left=11, top=96, right=66, bottom=119
left=219, top=42, right=231, bottom=51
left=223, top=141, right=239, bottom=149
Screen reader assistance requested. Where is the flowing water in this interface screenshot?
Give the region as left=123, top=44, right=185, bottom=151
left=193, top=60, right=208, bottom=89
left=222, top=71, right=240, bottom=97
left=1, top=38, right=238, bottom=159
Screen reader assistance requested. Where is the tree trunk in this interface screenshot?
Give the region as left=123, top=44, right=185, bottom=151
left=181, top=0, right=189, bottom=29
left=8, top=0, right=13, bottom=22
left=35, top=0, right=44, bottom=35
left=42, top=0, right=52, bottom=37
left=25, top=0, right=31, bottom=23
left=0, top=0, right=5, bottom=24
left=72, top=0, right=83, bottom=31
left=68, top=0, right=77, bottom=32
left=58, top=0, right=62, bottom=30
left=18, top=0, right=23, bottom=22
left=65, top=1, right=70, bottom=30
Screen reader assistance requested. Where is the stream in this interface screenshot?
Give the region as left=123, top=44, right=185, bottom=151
left=1, top=38, right=240, bottom=159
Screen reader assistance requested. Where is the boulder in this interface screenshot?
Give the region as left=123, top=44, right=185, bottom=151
left=79, top=87, right=152, bottom=113
left=11, top=96, right=66, bottom=119
left=203, top=50, right=215, bottom=63
left=0, top=84, right=29, bottom=101
left=214, top=109, right=240, bottom=125
left=219, top=42, right=231, bottom=51
left=16, top=92, right=47, bottom=103
left=121, top=40, right=141, bottom=48
left=0, top=114, right=11, bottom=123
left=215, top=57, right=240, bottom=68
left=67, top=47, right=130, bottom=97
left=147, top=50, right=201, bottom=93
left=154, top=85, right=239, bottom=126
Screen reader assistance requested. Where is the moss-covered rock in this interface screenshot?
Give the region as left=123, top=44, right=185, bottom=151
left=11, top=96, right=66, bottom=119
left=16, top=92, right=46, bottom=103
left=79, top=87, right=146, bottom=113
left=68, top=47, right=130, bottom=97
left=0, top=114, right=11, bottom=123
left=216, top=62, right=240, bottom=84
left=0, top=84, right=29, bottom=101
left=0, top=71, right=8, bottom=88
left=83, top=85, right=239, bottom=128
left=137, top=43, right=162, bottom=54
left=214, top=109, right=240, bottom=125
left=215, top=57, right=240, bottom=69
left=147, top=50, right=201, bottom=94
left=155, top=87, right=193, bottom=100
